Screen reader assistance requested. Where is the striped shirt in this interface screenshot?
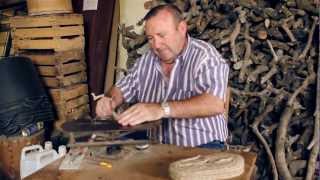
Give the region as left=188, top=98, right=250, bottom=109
left=116, top=36, right=229, bottom=147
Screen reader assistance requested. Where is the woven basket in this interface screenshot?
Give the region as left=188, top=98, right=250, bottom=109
left=27, top=0, right=73, bottom=16
left=169, top=153, right=245, bottom=180
left=0, top=130, right=44, bottom=179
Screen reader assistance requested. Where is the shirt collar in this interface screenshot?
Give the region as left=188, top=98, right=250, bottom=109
left=177, top=34, right=192, bottom=62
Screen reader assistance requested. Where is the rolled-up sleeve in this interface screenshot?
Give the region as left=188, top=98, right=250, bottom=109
left=194, top=58, right=229, bottom=100
left=115, top=60, right=140, bottom=103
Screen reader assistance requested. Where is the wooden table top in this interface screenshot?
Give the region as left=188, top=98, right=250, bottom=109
left=26, top=144, right=257, bottom=180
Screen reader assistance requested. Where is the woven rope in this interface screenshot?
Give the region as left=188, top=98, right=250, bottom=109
left=169, top=152, right=245, bottom=180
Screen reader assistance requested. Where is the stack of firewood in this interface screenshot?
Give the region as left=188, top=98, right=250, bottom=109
left=119, top=0, right=319, bottom=179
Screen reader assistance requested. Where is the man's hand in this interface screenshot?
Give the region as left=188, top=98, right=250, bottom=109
left=95, top=96, right=117, bottom=118
left=117, top=103, right=163, bottom=126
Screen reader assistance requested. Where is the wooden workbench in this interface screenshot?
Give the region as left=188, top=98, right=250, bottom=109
left=26, top=144, right=257, bottom=180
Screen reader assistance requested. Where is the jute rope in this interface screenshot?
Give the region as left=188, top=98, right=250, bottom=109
left=169, top=152, right=245, bottom=180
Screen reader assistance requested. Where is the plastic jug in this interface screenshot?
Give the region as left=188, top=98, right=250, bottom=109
left=20, top=144, right=61, bottom=179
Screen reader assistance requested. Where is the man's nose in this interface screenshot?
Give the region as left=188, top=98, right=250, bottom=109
left=152, top=37, right=162, bottom=49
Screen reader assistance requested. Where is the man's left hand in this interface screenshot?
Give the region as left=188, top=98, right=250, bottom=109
left=117, top=103, right=163, bottom=126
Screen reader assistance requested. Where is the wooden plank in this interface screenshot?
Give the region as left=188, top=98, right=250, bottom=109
left=36, top=61, right=86, bottom=76
left=59, top=71, right=86, bottom=87
left=22, top=53, right=56, bottom=65
left=54, top=104, right=90, bottom=130
left=317, top=50, right=320, bottom=116
left=27, top=0, right=72, bottom=16
left=25, top=144, right=257, bottom=180
left=65, top=95, right=89, bottom=112
left=20, top=50, right=85, bottom=65
left=13, top=36, right=84, bottom=52
left=12, top=26, right=84, bottom=39
left=10, top=14, right=83, bottom=28
left=37, top=66, right=57, bottom=76
left=0, top=31, right=10, bottom=56
left=56, top=95, right=89, bottom=115
left=60, top=62, right=86, bottom=75
left=56, top=104, right=90, bottom=121
left=43, top=71, right=87, bottom=88
left=105, top=0, right=120, bottom=91
left=54, top=95, right=89, bottom=111
left=50, top=84, right=88, bottom=102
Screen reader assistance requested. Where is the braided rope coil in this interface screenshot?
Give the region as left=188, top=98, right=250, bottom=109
left=169, top=152, right=245, bottom=180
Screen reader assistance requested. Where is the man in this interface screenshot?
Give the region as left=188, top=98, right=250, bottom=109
left=96, top=4, right=229, bottom=148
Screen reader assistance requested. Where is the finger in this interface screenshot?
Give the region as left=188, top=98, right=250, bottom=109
left=97, top=99, right=107, bottom=116
left=96, top=100, right=104, bottom=116
left=117, top=105, right=136, bottom=120
left=118, top=107, right=140, bottom=126
left=110, top=99, right=117, bottom=110
left=123, top=110, right=148, bottom=126
left=96, top=97, right=113, bottom=117
left=128, top=118, right=145, bottom=126
left=109, top=98, right=113, bottom=111
left=118, top=111, right=139, bottom=126
left=123, top=113, right=141, bottom=126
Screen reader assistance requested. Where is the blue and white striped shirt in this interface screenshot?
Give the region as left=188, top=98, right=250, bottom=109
left=116, top=36, right=229, bottom=147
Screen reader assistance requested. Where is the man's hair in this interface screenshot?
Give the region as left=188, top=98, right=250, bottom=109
left=143, top=4, right=184, bottom=24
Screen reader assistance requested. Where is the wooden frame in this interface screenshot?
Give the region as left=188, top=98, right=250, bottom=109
left=21, top=50, right=87, bottom=88
left=10, top=14, right=84, bottom=53
left=49, top=84, right=88, bottom=103
left=49, top=84, right=90, bottom=125
left=42, top=71, right=87, bottom=88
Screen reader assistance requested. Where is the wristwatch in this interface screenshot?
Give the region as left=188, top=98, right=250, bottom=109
left=161, top=102, right=171, bottom=118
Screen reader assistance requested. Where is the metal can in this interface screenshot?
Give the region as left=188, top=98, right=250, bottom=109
left=21, top=121, right=44, bottom=136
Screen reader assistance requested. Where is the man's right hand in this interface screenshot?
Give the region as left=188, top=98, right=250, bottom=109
left=95, top=96, right=116, bottom=118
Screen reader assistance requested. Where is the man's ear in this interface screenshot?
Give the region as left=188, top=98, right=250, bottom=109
left=178, top=20, right=187, bottom=34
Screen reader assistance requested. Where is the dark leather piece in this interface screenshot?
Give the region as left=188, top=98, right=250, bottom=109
left=61, top=118, right=160, bottom=133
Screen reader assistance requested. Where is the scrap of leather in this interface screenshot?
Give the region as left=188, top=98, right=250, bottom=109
left=61, top=118, right=160, bottom=133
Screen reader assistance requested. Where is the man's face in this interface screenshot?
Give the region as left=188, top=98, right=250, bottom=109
left=145, top=10, right=186, bottom=63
